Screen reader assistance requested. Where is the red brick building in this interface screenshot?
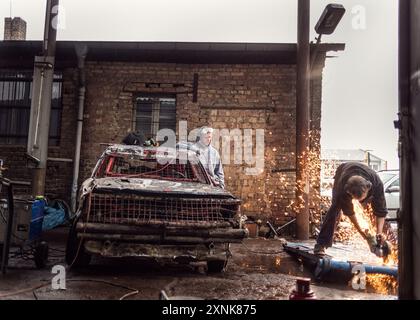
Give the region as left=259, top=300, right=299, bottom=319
left=0, top=40, right=344, bottom=226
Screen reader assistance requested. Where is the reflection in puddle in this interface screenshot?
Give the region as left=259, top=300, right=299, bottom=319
left=238, top=251, right=396, bottom=296
left=239, top=254, right=311, bottom=278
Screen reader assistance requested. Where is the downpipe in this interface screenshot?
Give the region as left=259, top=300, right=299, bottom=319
left=71, top=45, right=88, bottom=213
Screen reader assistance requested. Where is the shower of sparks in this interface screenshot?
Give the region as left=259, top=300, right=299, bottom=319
left=241, top=129, right=325, bottom=226
left=366, top=274, right=398, bottom=296
left=243, top=126, right=399, bottom=295
left=342, top=200, right=399, bottom=294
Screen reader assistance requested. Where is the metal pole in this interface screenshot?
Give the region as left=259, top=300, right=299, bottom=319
left=296, top=0, right=310, bottom=240
left=409, top=0, right=420, bottom=299
left=398, top=0, right=413, bottom=300
left=1, top=180, right=14, bottom=274
left=43, top=0, right=58, bottom=57
left=29, top=0, right=59, bottom=197
left=310, top=34, right=322, bottom=71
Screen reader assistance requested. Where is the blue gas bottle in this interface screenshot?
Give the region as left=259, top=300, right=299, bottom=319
left=29, top=196, right=46, bottom=241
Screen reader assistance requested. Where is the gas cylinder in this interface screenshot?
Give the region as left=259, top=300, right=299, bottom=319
left=29, top=196, right=46, bottom=241
left=289, top=278, right=317, bottom=300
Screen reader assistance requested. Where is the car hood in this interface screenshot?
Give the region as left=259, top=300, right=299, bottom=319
left=86, top=177, right=237, bottom=198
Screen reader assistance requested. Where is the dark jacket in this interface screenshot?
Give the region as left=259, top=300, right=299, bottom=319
left=331, top=162, right=388, bottom=218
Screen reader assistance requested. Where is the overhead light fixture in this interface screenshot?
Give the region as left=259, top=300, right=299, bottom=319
left=311, top=4, right=346, bottom=69
left=315, top=4, right=346, bottom=35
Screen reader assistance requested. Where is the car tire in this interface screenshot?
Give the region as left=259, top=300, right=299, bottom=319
left=207, top=259, right=227, bottom=273
left=65, top=219, right=91, bottom=268
left=34, top=241, right=49, bottom=269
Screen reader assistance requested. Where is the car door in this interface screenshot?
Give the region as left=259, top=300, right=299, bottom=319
left=385, top=176, right=400, bottom=219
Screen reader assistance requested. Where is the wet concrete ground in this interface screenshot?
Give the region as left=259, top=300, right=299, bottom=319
left=0, top=227, right=397, bottom=300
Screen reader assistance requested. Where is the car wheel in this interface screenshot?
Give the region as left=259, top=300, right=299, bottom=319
left=207, top=259, right=227, bottom=273
left=65, top=219, right=91, bottom=268
left=34, top=241, right=49, bottom=269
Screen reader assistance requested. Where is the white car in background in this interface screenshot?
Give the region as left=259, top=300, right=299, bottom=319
left=377, top=170, right=400, bottom=220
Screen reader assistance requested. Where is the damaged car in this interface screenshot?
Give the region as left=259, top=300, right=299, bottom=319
left=65, top=144, right=247, bottom=272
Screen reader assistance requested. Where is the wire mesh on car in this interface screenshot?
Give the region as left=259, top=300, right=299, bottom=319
left=97, top=155, right=208, bottom=184
left=86, top=193, right=238, bottom=225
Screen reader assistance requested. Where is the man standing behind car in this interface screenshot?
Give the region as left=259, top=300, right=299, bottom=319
left=193, top=127, right=225, bottom=189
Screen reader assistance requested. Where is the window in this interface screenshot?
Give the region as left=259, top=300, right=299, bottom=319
left=378, top=172, right=396, bottom=185
left=0, top=70, right=63, bottom=145
left=389, top=178, right=400, bottom=188
left=135, top=94, right=176, bottom=139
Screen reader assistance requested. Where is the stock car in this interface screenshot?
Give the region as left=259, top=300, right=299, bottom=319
left=65, top=144, right=247, bottom=272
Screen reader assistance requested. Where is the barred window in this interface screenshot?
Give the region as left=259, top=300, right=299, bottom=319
left=0, top=70, right=63, bottom=145
left=135, top=94, right=176, bottom=139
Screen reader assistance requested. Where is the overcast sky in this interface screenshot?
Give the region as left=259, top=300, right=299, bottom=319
left=0, top=0, right=399, bottom=168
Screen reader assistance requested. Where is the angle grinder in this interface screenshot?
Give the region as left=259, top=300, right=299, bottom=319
left=366, top=233, right=392, bottom=259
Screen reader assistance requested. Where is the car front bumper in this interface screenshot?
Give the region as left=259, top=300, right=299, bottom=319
left=83, top=240, right=231, bottom=261
left=76, top=222, right=248, bottom=245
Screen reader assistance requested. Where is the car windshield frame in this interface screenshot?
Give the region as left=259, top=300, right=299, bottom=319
left=94, top=152, right=211, bottom=185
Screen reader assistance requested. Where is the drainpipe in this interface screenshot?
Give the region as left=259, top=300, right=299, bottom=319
left=71, top=44, right=88, bottom=213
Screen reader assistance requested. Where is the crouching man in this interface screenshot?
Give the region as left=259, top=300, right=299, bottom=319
left=314, top=162, right=388, bottom=256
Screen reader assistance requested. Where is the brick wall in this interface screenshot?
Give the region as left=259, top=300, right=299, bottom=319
left=78, top=61, right=323, bottom=225
left=0, top=60, right=323, bottom=225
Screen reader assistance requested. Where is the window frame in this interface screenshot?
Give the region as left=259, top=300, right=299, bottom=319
left=0, top=69, right=63, bottom=146
left=133, top=93, right=177, bottom=139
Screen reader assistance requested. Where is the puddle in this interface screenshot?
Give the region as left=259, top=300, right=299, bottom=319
left=232, top=239, right=398, bottom=297
left=236, top=254, right=312, bottom=278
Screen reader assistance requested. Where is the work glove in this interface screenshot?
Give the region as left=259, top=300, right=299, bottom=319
left=376, top=234, right=392, bottom=259
left=376, top=233, right=385, bottom=246
left=366, top=233, right=390, bottom=258
left=365, top=232, right=378, bottom=254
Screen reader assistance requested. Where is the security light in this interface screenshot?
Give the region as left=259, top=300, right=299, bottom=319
left=315, top=4, right=346, bottom=35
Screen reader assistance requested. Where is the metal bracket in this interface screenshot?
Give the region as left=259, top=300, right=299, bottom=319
left=25, top=153, right=41, bottom=166
left=271, top=168, right=296, bottom=173
left=193, top=73, right=199, bottom=103
left=34, top=59, right=54, bottom=70
left=394, top=120, right=402, bottom=130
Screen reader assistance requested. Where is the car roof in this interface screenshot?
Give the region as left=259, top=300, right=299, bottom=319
left=104, top=143, right=199, bottom=159
left=377, top=169, right=399, bottom=174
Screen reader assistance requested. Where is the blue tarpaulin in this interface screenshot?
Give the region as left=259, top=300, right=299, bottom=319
left=42, top=200, right=69, bottom=231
